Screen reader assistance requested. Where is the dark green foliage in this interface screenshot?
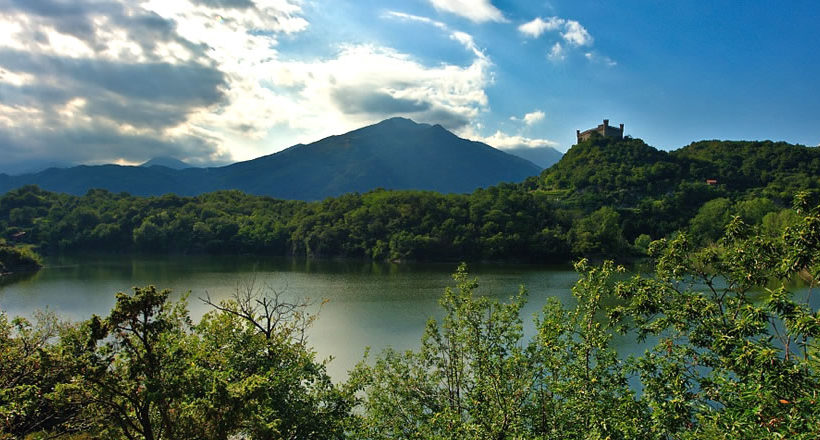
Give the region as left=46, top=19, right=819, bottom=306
left=0, top=240, right=41, bottom=274
left=2, top=137, right=818, bottom=263
left=539, top=135, right=684, bottom=206
left=609, top=194, right=820, bottom=438
left=2, top=284, right=352, bottom=439
left=2, top=201, right=819, bottom=438
left=673, top=140, right=820, bottom=198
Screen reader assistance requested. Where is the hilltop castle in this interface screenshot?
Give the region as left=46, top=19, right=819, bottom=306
left=576, top=119, right=624, bottom=143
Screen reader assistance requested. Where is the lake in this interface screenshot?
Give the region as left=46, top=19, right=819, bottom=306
left=0, top=254, right=586, bottom=380
left=3, top=254, right=812, bottom=382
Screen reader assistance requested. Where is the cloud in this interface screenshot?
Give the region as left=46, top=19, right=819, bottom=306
left=267, top=44, right=489, bottom=134
left=548, top=42, right=565, bottom=61
left=0, top=0, right=310, bottom=166
left=585, top=51, right=617, bottom=67
left=519, top=16, right=593, bottom=47
left=331, top=86, right=431, bottom=115
left=561, top=20, right=593, bottom=46
left=385, top=11, right=487, bottom=59
left=470, top=130, right=559, bottom=149
left=384, top=11, right=448, bottom=30
left=190, top=0, right=255, bottom=9
left=0, top=1, right=496, bottom=169
left=428, top=0, right=506, bottom=23
left=520, top=15, right=600, bottom=64
left=518, top=17, right=563, bottom=38
left=523, top=110, right=545, bottom=125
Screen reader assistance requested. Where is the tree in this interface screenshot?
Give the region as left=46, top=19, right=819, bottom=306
left=570, top=206, right=627, bottom=256
left=60, top=286, right=194, bottom=440
left=349, top=262, right=647, bottom=439
left=611, top=192, right=820, bottom=438
left=349, top=264, right=533, bottom=439
left=688, top=197, right=732, bottom=245
left=0, top=311, right=85, bottom=438
left=197, top=278, right=352, bottom=439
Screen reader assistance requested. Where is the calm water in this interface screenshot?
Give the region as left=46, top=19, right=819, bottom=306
left=4, top=255, right=813, bottom=381
left=0, top=254, right=582, bottom=380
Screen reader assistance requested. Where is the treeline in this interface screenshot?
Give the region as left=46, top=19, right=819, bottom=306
left=2, top=197, right=818, bottom=439
left=1, top=137, right=817, bottom=262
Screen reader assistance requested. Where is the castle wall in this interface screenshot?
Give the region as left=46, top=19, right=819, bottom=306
left=576, top=120, right=624, bottom=143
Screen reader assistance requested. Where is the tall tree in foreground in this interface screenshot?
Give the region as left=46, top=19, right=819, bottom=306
left=349, top=262, right=646, bottom=439
left=611, top=192, right=820, bottom=439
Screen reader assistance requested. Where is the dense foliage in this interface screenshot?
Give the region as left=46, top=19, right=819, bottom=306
left=2, top=198, right=818, bottom=439
left=0, top=240, right=41, bottom=275
left=1, top=282, right=352, bottom=439
left=2, top=139, right=817, bottom=263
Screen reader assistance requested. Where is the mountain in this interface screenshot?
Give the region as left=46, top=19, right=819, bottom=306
left=141, top=156, right=192, bottom=169
left=500, top=146, right=563, bottom=169
left=0, top=159, right=74, bottom=176
left=0, top=118, right=541, bottom=200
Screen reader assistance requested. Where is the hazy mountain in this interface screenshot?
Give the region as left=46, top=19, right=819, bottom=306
left=0, top=118, right=541, bottom=200
left=141, top=157, right=192, bottom=169
left=0, top=160, right=75, bottom=176
left=501, top=146, right=563, bottom=169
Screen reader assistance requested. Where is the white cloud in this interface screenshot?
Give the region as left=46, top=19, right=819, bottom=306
left=523, top=110, right=545, bottom=125
left=562, top=20, right=593, bottom=47
left=548, top=42, right=565, bottom=61
left=519, top=16, right=593, bottom=47
left=0, top=0, right=501, bottom=167
left=469, top=129, right=558, bottom=149
left=518, top=17, right=563, bottom=38
left=520, top=15, right=600, bottom=63
left=428, top=0, right=506, bottom=23
left=261, top=44, right=490, bottom=136
left=385, top=11, right=487, bottom=59
left=585, top=51, right=617, bottom=67
left=384, top=11, right=447, bottom=30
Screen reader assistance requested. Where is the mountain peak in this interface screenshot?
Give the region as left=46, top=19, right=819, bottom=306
left=369, top=117, right=432, bottom=131
left=141, top=157, right=191, bottom=170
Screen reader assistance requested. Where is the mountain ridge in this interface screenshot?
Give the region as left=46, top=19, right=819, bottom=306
left=0, top=118, right=542, bottom=200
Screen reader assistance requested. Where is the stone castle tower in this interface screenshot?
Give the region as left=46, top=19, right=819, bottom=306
left=576, top=119, right=624, bottom=143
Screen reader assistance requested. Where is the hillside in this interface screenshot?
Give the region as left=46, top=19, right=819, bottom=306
left=536, top=135, right=683, bottom=205
left=535, top=135, right=819, bottom=205
left=0, top=118, right=541, bottom=200
left=672, top=140, right=820, bottom=199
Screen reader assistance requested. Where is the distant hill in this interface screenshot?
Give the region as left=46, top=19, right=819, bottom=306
left=500, top=146, right=563, bottom=169
left=141, top=157, right=192, bottom=170
left=0, top=160, right=74, bottom=176
left=0, top=118, right=541, bottom=200
left=536, top=135, right=820, bottom=205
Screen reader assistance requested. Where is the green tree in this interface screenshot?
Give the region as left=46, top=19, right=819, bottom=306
left=350, top=262, right=647, bottom=439
left=59, top=286, right=194, bottom=439
left=196, top=280, right=352, bottom=439
left=0, top=311, right=84, bottom=438
left=611, top=193, right=820, bottom=439
left=570, top=206, right=627, bottom=256
left=688, top=197, right=732, bottom=245
left=350, top=264, right=533, bottom=439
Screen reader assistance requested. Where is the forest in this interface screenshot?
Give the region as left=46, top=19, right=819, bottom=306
left=1, top=136, right=817, bottom=264
left=1, top=136, right=819, bottom=438
left=1, top=192, right=818, bottom=439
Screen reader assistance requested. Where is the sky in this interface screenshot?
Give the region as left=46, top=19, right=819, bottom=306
left=0, top=0, right=818, bottom=170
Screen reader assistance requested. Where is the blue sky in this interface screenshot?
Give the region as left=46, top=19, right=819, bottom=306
left=0, top=0, right=818, bottom=169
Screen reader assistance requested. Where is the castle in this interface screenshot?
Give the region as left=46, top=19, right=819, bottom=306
left=576, top=119, right=624, bottom=143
